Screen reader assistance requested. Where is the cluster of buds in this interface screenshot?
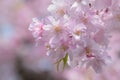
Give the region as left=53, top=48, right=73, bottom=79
left=29, top=0, right=120, bottom=73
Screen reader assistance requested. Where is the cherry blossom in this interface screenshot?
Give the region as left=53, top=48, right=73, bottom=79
left=29, top=0, right=113, bottom=73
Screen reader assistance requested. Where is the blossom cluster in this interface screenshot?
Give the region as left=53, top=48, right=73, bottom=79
left=29, top=0, right=120, bottom=73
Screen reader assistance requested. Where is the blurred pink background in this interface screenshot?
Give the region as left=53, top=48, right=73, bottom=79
left=0, top=0, right=120, bottom=80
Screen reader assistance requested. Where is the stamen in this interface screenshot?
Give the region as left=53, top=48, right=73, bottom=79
left=82, top=17, right=88, bottom=24
left=45, top=44, right=51, bottom=49
left=85, top=47, right=95, bottom=58
left=61, top=44, right=68, bottom=51
left=57, top=9, right=65, bottom=16
left=116, top=14, right=120, bottom=21
left=74, top=29, right=81, bottom=36
left=54, top=26, right=62, bottom=32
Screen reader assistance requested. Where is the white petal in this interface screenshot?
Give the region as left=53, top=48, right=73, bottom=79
left=43, top=25, right=52, bottom=30
left=47, top=5, right=57, bottom=12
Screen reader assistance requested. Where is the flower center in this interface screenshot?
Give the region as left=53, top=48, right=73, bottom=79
left=74, top=29, right=81, bottom=36
left=61, top=44, right=68, bottom=51
left=116, top=14, right=120, bottom=21
left=82, top=17, right=88, bottom=24
left=57, top=9, right=65, bottom=16
left=54, top=26, right=62, bottom=32
left=85, top=47, right=95, bottom=58
left=45, top=44, right=51, bottom=49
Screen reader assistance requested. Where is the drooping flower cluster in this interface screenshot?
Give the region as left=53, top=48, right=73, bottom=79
left=29, top=0, right=120, bottom=73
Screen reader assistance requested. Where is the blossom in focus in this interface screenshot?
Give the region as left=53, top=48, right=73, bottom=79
left=28, top=0, right=116, bottom=73
left=29, top=18, right=44, bottom=40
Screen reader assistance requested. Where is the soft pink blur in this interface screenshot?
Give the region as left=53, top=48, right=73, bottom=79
left=0, top=0, right=120, bottom=80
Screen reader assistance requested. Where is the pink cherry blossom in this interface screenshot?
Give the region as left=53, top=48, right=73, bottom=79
left=29, top=0, right=113, bottom=73
left=29, top=18, right=44, bottom=39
